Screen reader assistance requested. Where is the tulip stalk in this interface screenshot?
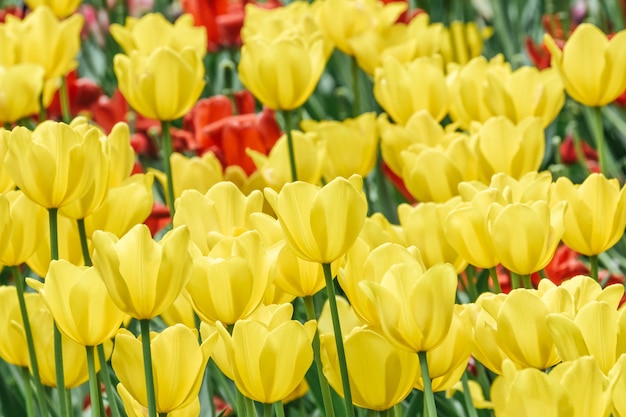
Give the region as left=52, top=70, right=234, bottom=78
left=86, top=346, right=102, bottom=417
left=521, top=274, right=532, bottom=289
left=60, top=76, right=71, bottom=123
left=585, top=106, right=610, bottom=177
left=461, top=372, right=479, bottom=417
left=20, top=367, right=35, bottom=417
left=322, top=263, right=355, bottom=417
left=49, top=208, right=69, bottom=417
left=417, top=351, right=437, bottom=417
left=275, top=401, right=285, bottom=417
left=488, top=267, right=502, bottom=293
left=351, top=57, right=360, bottom=117
left=97, top=344, right=123, bottom=417
left=590, top=255, right=599, bottom=282
left=140, top=319, right=158, bottom=417
left=77, top=218, right=92, bottom=266
left=12, top=266, right=49, bottom=417
left=303, top=296, right=336, bottom=417
left=282, top=110, right=298, bottom=182
left=160, top=120, right=176, bottom=217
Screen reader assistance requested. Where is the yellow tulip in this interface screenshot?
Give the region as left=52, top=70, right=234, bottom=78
left=374, top=55, right=448, bottom=124
left=400, top=137, right=480, bottom=203
left=547, top=301, right=626, bottom=374
left=480, top=289, right=560, bottom=370
left=160, top=291, right=196, bottom=329
left=118, top=384, right=201, bottom=417
left=301, top=112, right=379, bottom=180
left=359, top=212, right=406, bottom=248
left=113, top=324, right=216, bottom=413
left=360, top=263, right=458, bottom=353
left=439, top=21, right=486, bottom=66
left=458, top=171, right=553, bottom=205
left=248, top=130, right=325, bottom=190
left=448, top=55, right=511, bottom=130
left=25, top=213, right=84, bottom=277
left=29, top=260, right=125, bottom=347
left=315, top=0, right=406, bottom=56
left=465, top=293, right=509, bottom=375
left=487, top=200, right=566, bottom=275
left=545, top=23, right=626, bottom=106
left=317, top=296, right=366, bottom=337
left=24, top=0, right=81, bottom=18
left=0, top=130, right=14, bottom=192
left=114, top=46, right=205, bottom=121
left=338, top=239, right=424, bottom=325
left=92, top=224, right=194, bottom=320
left=415, top=307, right=472, bottom=392
left=274, top=244, right=339, bottom=298
left=152, top=152, right=223, bottom=202
left=399, top=199, right=468, bottom=272
left=0, top=26, right=17, bottom=67
left=321, top=326, right=419, bottom=411
left=3, top=6, right=83, bottom=82
left=472, top=117, right=545, bottom=182
left=0, top=64, right=44, bottom=123
left=552, top=173, right=626, bottom=256
left=83, top=173, right=154, bottom=239
left=0, top=287, right=43, bottom=367
left=378, top=110, right=465, bottom=177
left=173, top=183, right=264, bottom=255
left=264, top=174, right=367, bottom=264
left=186, top=231, right=270, bottom=325
left=216, top=318, right=316, bottom=403
left=110, top=13, right=206, bottom=56
left=538, top=275, right=625, bottom=313
left=609, top=354, right=626, bottom=417
left=445, top=189, right=500, bottom=269
left=27, top=305, right=98, bottom=388
left=5, top=122, right=103, bottom=209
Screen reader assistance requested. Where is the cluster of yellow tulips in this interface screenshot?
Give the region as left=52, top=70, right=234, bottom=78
left=1, top=0, right=626, bottom=417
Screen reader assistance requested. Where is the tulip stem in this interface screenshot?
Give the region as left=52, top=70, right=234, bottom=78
left=264, top=403, right=273, bottom=417
left=351, top=57, right=360, bottom=117
left=461, top=372, right=479, bottom=417
left=590, top=255, right=599, bottom=282
left=510, top=272, right=520, bottom=289
left=140, top=319, right=158, bottom=417
left=54, top=323, right=69, bottom=417
left=86, top=346, right=102, bottom=417
left=586, top=105, right=609, bottom=177
left=38, top=93, right=47, bottom=123
left=20, top=367, right=35, bottom=417
left=12, top=266, right=49, bottom=417
left=97, top=343, right=123, bottom=417
left=282, top=110, right=298, bottom=182
left=77, top=218, right=92, bottom=266
left=49, top=208, right=59, bottom=261
left=275, top=401, right=285, bottom=417
left=367, top=409, right=376, bottom=417
left=464, top=265, right=478, bottom=301
left=246, top=397, right=257, bottom=417
left=394, top=403, right=403, bottom=417
left=488, top=267, right=502, bottom=294
left=322, top=263, right=355, bottom=417
left=236, top=387, right=247, bottom=417
left=521, top=274, right=532, bottom=289
left=60, top=75, right=71, bottom=123
left=160, top=120, right=176, bottom=217
left=303, top=296, right=336, bottom=417
left=418, top=351, right=437, bottom=417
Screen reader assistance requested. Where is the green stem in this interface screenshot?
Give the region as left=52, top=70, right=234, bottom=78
left=464, top=265, right=478, bottom=301
left=60, top=76, right=71, bottom=123
left=418, top=351, right=437, bottom=417
left=246, top=397, right=257, bottom=417
left=488, top=267, right=502, bottom=294
left=539, top=269, right=549, bottom=280
left=38, top=93, right=47, bottom=122
left=264, top=403, right=273, bottom=417
left=160, top=120, right=176, bottom=217
left=460, top=372, right=479, bottom=417
left=282, top=110, right=298, bottom=182
left=367, top=410, right=377, bottom=417
left=77, top=218, right=92, bottom=266
left=86, top=346, right=102, bottom=417
left=236, top=387, right=247, bottom=417
left=590, top=255, right=599, bottom=282
left=275, top=401, right=285, bottom=417
left=587, top=105, right=609, bottom=177
left=521, top=274, right=532, bottom=289
left=303, top=296, right=336, bottom=417
left=204, top=362, right=216, bottom=417
left=54, top=323, right=68, bottom=417
left=571, top=133, right=592, bottom=176
left=159, top=413, right=168, bottom=417
left=140, top=319, right=157, bottom=417
left=20, top=367, right=35, bottom=417
left=510, top=272, right=520, bottom=289
left=351, top=57, right=360, bottom=117
left=49, top=208, right=59, bottom=261
left=393, top=403, right=403, bottom=417
left=98, top=343, right=123, bottom=417
left=12, top=266, right=49, bottom=417
left=322, top=263, right=355, bottom=417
